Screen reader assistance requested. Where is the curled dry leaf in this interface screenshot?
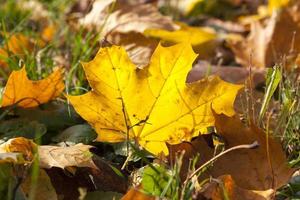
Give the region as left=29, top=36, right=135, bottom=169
left=67, top=43, right=242, bottom=156
left=78, top=0, right=198, bottom=67
left=79, top=0, right=178, bottom=35
left=229, top=2, right=300, bottom=69
left=200, top=175, right=274, bottom=200
left=38, top=143, right=97, bottom=169
left=107, top=31, right=158, bottom=67
left=1, top=67, right=64, bottom=108
left=0, top=137, right=37, bottom=161
left=169, top=114, right=294, bottom=190
left=0, top=153, right=23, bottom=163
left=0, top=137, right=97, bottom=170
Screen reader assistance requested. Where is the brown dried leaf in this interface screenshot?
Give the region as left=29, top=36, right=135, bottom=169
left=200, top=175, right=274, bottom=200
left=79, top=0, right=178, bottom=35
left=20, top=169, right=58, bottom=200
left=18, top=0, right=50, bottom=23
left=0, top=138, right=97, bottom=170
left=169, top=114, right=294, bottom=190
left=38, top=144, right=97, bottom=169
left=107, top=31, right=158, bottom=67
left=187, top=61, right=265, bottom=86
left=46, top=157, right=128, bottom=199
left=229, top=2, right=300, bottom=68
left=0, top=137, right=37, bottom=161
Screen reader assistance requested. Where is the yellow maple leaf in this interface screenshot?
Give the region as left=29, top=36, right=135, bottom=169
left=144, top=23, right=216, bottom=48
left=1, top=67, right=65, bottom=108
left=268, top=0, right=289, bottom=13
left=67, top=43, right=242, bottom=155
left=239, top=0, right=290, bottom=25
left=144, top=23, right=218, bottom=58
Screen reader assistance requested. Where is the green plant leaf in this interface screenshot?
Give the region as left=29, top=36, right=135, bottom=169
left=259, top=65, right=282, bottom=122
left=142, top=164, right=176, bottom=198
left=0, top=119, right=46, bottom=140
left=52, top=124, right=97, bottom=144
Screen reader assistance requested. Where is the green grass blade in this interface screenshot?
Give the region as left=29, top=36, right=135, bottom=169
left=259, top=65, right=282, bottom=123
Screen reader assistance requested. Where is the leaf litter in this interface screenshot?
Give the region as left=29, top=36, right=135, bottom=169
left=0, top=0, right=298, bottom=199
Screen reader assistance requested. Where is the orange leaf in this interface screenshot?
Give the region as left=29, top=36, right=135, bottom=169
left=1, top=67, right=64, bottom=108
left=0, top=33, right=35, bottom=68
left=0, top=48, right=9, bottom=67
left=41, top=25, right=56, bottom=43
left=122, top=188, right=155, bottom=200
left=201, top=175, right=274, bottom=200
left=6, top=33, right=34, bottom=55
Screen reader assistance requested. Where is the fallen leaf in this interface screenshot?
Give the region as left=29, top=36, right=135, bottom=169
left=203, top=18, right=246, bottom=34
left=0, top=153, right=24, bottom=164
left=41, top=24, right=56, bottom=43
left=229, top=2, right=300, bottom=69
left=67, top=0, right=94, bottom=18
left=170, top=114, right=294, bottom=190
left=0, top=137, right=97, bottom=170
left=46, top=156, right=128, bottom=199
left=52, top=124, right=97, bottom=144
left=160, top=0, right=203, bottom=16
left=107, top=31, right=158, bottom=67
left=1, top=67, right=64, bottom=108
left=122, top=188, right=155, bottom=200
left=0, top=137, right=37, bottom=161
left=268, top=0, right=290, bottom=13
left=238, top=0, right=290, bottom=25
left=18, top=0, right=50, bottom=23
left=212, top=114, right=294, bottom=190
left=144, top=23, right=218, bottom=58
left=20, top=169, right=58, bottom=200
left=0, top=48, right=8, bottom=67
left=14, top=101, right=82, bottom=132
left=79, top=0, right=178, bottom=35
left=167, top=0, right=249, bottom=19
left=67, top=43, right=242, bottom=156
left=187, top=61, right=265, bottom=87
left=0, top=119, right=47, bottom=140
left=200, top=175, right=274, bottom=200
left=38, top=143, right=97, bottom=169
left=0, top=33, right=35, bottom=67
left=4, top=33, right=34, bottom=55
left=83, top=191, right=123, bottom=200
